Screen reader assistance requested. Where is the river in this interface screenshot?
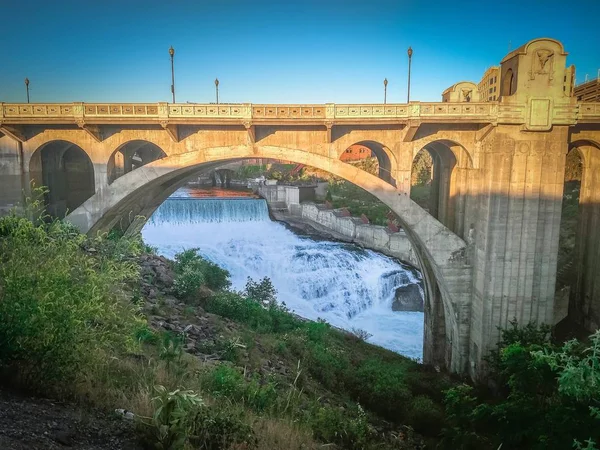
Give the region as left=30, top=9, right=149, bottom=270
left=141, top=187, right=424, bottom=360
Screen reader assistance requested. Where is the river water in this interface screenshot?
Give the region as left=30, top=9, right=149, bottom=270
left=142, top=188, right=424, bottom=360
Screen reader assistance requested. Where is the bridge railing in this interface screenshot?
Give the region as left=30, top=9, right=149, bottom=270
left=2, top=101, right=598, bottom=124
left=578, top=102, right=600, bottom=121
left=0, top=101, right=502, bottom=122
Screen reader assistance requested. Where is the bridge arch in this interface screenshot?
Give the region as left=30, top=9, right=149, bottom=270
left=340, top=140, right=397, bottom=186
left=67, top=144, right=472, bottom=374
left=107, top=140, right=167, bottom=184
left=29, top=140, right=95, bottom=218
left=410, top=139, right=472, bottom=236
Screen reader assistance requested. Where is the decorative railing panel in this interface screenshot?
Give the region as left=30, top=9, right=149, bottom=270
left=0, top=101, right=594, bottom=125
left=578, top=102, right=600, bottom=121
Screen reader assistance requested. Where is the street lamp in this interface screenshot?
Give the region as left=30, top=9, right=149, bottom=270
left=169, top=46, right=175, bottom=103
left=215, top=78, right=219, bottom=104
left=383, top=78, right=388, bottom=104
left=24, top=78, right=30, bottom=103
left=407, top=46, right=413, bottom=103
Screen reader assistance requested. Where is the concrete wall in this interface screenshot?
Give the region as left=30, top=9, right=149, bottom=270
left=259, top=190, right=419, bottom=267
left=258, top=184, right=316, bottom=215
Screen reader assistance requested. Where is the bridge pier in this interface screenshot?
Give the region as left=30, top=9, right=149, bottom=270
left=467, top=125, right=568, bottom=373
left=570, top=141, right=600, bottom=330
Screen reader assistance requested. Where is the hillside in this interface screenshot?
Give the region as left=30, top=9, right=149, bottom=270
left=0, top=209, right=449, bottom=449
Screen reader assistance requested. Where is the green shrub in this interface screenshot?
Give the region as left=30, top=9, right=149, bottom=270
left=142, top=385, right=205, bottom=449
left=244, top=277, right=277, bottom=306
left=0, top=214, right=143, bottom=390
left=205, top=364, right=244, bottom=397
left=350, top=358, right=413, bottom=420
left=308, top=403, right=372, bottom=450
left=203, top=364, right=279, bottom=413
left=205, top=287, right=302, bottom=334
left=173, top=265, right=206, bottom=298
left=187, top=406, right=256, bottom=450
left=173, top=249, right=231, bottom=298
left=407, top=395, right=444, bottom=435
left=440, top=324, right=600, bottom=450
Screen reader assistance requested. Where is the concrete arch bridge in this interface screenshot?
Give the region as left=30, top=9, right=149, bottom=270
left=1, top=38, right=600, bottom=379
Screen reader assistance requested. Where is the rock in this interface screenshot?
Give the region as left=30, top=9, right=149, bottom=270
left=51, top=429, right=75, bottom=446
left=392, top=284, right=424, bottom=312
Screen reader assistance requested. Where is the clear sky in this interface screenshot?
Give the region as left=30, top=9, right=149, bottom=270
left=1, top=0, right=599, bottom=104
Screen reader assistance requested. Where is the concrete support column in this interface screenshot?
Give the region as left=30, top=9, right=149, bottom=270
left=572, top=146, right=600, bottom=330
left=469, top=126, right=567, bottom=376
left=392, top=141, right=414, bottom=195
left=0, top=135, right=25, bottom=214
left=450, top=167, right=470, bottom=238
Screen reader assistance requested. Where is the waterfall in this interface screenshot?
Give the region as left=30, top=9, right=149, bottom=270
left=142, top=189, right=424, bottom=359
left=149, top=198, right=270, bottom=224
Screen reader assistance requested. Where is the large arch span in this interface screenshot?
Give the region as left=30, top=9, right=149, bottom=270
left=67, top=144, right=473, bottom=374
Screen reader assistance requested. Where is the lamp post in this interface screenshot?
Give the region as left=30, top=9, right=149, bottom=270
left=383, top=78, right=388, bottom=104
left=169, top=46, right=175, bottom=103
left=215, top=78, right=219, bottom=104
left=407, top=46, right=413, bottom=103
left=24, top=78, right=30, bottom=103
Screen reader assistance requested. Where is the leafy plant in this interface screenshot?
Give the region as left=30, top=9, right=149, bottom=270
left=142, top=385, right=205, bottom=449
left=440, top=323, right=600, bottom=450
left=0, top=208, right=143, bottom=391
left=350, top=328, right=373, bottom=342
left=172, top=249, right=231, bottom=299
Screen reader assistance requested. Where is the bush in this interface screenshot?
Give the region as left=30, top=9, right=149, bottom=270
left=407, top=395, right=444, bottom=434
left=244, top=277, right=277, bottom=307
left=0, top=214, right=144, bottom=391
left=141, top=385, right=256, bottom=450
left=440, top=323, right=600, bottom=450
left=203, top=365, right=279, bottom=413
left=205, top=282, right=302, bottom=334
left=172, top=249, right=231, bottom=298
left=350, top=358, right=413, bottom=420
left=187, top=406, right=256, bottom=450
left=308, top=403, right=372, bottom=450
left=173, top=266, right=206, bottom=299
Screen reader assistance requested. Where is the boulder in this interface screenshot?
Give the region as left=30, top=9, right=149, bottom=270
left=392, top=284, right=424, bottom=312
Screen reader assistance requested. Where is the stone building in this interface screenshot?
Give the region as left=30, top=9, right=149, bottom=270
left=340, top=144, right=373, bottom=161
left=477, top=67, right=500, bottom=101
left=441, top=81, right=480, bottom=102
left=574, top=77, right=600, bottom=102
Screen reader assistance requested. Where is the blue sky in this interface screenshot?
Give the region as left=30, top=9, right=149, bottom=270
left=1, top=0, right=599, bottom=104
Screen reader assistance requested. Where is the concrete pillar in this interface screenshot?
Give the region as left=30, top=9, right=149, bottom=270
left=571, top=145, right=600, bottom=330
left=469, top=125, right=567, bottom=375
left=0, top=135, right=25, bottom=214
left=113, top=151, right=125, bottom=180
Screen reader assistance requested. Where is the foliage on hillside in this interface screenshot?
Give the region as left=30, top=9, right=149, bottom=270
left=0, top=198, right=145, bottom=393
left=0, top=199, right=443, bottom=449
left=3, top=193, right=597, bottom=450
left=440, top=321, right=600, bottom=450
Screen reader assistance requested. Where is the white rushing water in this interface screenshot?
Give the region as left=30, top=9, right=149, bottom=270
left=142, top=191, right=424, bottom=360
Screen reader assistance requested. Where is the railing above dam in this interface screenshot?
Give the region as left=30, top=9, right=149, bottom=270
left=1, top=101, right=599, bottom=126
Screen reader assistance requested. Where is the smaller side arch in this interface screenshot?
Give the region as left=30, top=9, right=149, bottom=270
left=410, top=139, right=472, bottom=237
left=29, top=140, right=95, bottom=218
left=340, top=140, right=397, bottom=186
left=107, top=140, right=167, bottom=184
